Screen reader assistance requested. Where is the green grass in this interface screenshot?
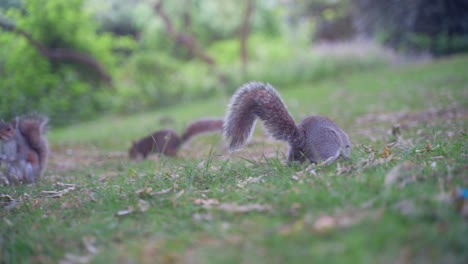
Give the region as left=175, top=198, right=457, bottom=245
left=1, top=55, right=468, bottom=264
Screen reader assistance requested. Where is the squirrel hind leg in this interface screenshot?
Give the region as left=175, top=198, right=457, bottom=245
left=287, top=145, right=309, bottom=164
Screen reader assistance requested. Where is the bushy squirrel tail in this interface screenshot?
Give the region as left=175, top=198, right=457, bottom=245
left=223, top=82, right=302, bottom=151
left=18, top=114, right=49, bottom=174
left=181, top=119, right=224, bottom=143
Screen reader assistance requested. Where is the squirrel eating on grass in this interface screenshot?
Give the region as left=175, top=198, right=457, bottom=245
left=0, top=114, right=49, bottom=185
left=223, top=81, right=351, bottom=164
left=129, top=119, right=223, bottom=160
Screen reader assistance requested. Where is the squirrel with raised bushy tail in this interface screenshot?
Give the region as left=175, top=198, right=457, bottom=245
left=129, top=119, right=223, bottom=160
left=223, top=82, right=351, bottom=164
left=0, top=114, right=49, bottom=185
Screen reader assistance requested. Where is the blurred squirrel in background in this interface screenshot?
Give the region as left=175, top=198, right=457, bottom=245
left=0, top=114, right=49, bottom=185
left=129, top=119, right=223, bottom=160
left=223, top=82, right=351, bottom=164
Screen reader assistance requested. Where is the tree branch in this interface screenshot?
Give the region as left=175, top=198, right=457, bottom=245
left=240, top=0, right=254, bottom=76
left=0, top=17, right=112, bottom=84
left=154, top=1, right=215, bottom=65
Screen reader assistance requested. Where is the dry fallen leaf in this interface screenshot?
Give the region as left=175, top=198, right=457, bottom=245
left=313, top=209, right=374, bottom=234
left=193, top=198, right=219, bottom=207
left=237, top=176, right=264, bottom=188
left=136, top=187, right=153, bottom=198
left=313, top=215, right=338, bottom=232
left=0, top=194, right=16, bottom=209
left=216, top=203, right=272, bottom=213
left=336, top=163, right=354, bottom=175
left=173, top=190, right=185, bottom=200
left=278, top=219, right=305, bottom=235
left=379, top=145, right=392, bottom=159
left=59, top=253, right=91, bottom=264
left=115, top=206, right=134, bottom=216
left=192, top=212, right=213, bottom=221
left=138, top=199, right=150, bottom=213
left=42, top=183, right=77, bottom=198
left=3, top=217, right=13, bottom=226
left=82, top=236, right=99, bottom=254
left=292, top=171, right=304, bottom=181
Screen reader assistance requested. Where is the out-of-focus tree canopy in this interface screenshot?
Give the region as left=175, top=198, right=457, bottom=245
left=291, top=0, right=468, bottom=55
left=0, top=0, right=466, bottom=125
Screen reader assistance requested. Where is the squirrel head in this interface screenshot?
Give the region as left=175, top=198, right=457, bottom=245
left=295, top=116, right=351, bottom=164
left=128, top=140, right=143, bottom=161
left=340, top=140, right=351, bottom=159
left=0, top=119, right=18, bottom=142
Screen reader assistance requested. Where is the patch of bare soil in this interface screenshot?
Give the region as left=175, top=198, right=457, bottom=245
left=354, top=104, right=467, bottom=142
left=48, top=145, right=127, bottom=172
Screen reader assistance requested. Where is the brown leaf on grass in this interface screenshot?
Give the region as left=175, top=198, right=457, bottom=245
left=136, top=187, right=173, bottom=199
left=379, top=145, right=392, bottom=159
left=138, top=199, right=150, bottom=213
left=192, top=212, right=213, bottom=221
left=115, top=206, right=134, bottom=216
left=313, top=215, right=338, bottom=233
left=216, top=203, right=272, bottom=213
left=313, top=209, right=372, bottom=233
left=59, top=253, right=91, bottom=264
left=291, top=171, right=303, bottom=181
left=170, top=190, right=185, bottom=207
left=294, top=165, right=320, bottom=180
left=193, top=198, right=219, bottom=207
left=41, top=183, right=77, bottom=198
left=415, top=142, right=436, bottom=153
left=0, top=194, right=16, bottom=209
left=3, top=217, right=13, bottom=226
left=359, top=144, right=396, bottom=168
left=59, top=236, right=99, bottom=264
left=82, top=236, right=99, bottom=254
left=278, top=219, right=305, bottom=235
left=98, top=171, right=119, bottom=182
left=173, top=190, right=185, bottom=200
left=154, top=188, right=172, bottom=195
left=237, top=176, right=264, bottom=188
left=336, top=163, right=355, bottom=175
left=135, top=187, right=158, bottom=198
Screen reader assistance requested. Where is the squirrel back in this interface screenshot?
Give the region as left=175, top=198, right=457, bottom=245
left=223, top=82, right=350, bottom=164
left=18, top=114, right=49, bottom=175
left=129, top=129, right=181, bottom=160
left=0, top=114, right=49, bottom=185
left=129, top=119, right=223, bottom=160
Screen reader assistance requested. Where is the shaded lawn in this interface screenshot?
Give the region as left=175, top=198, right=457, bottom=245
left=1, top=55, right=467, bottom=264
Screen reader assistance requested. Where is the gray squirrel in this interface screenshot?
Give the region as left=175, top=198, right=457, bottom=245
left=0, top=114, right=49, bottom=185
left=129, top=119, right=224, bottom=160
left=223, top=81, right=351, bottom=164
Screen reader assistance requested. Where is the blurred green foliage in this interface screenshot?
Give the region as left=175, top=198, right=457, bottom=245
left=352, top=0, right=468, bottom=56
left=1, top=0, right=464, bottom=126
left=0, top=0, right=134, bottom=125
